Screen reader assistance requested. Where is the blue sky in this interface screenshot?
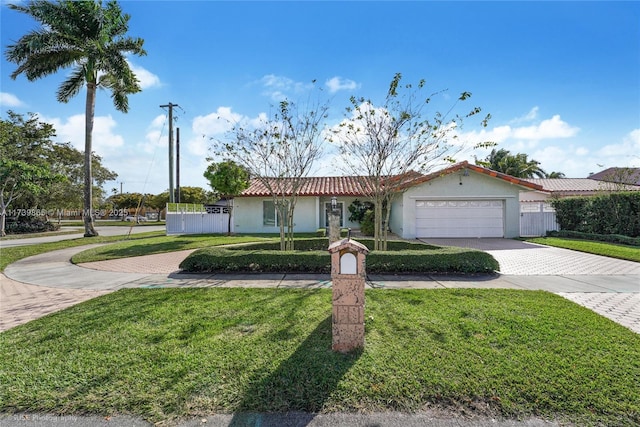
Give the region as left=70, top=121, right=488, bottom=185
left=2, top=0, right=639, bottom=196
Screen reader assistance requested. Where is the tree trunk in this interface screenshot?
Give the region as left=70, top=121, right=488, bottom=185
left=226, top=199, right=233, bottom=236
left=83, top=82, right=98, bottom=237
left=0, top=212, right=6, bottom=237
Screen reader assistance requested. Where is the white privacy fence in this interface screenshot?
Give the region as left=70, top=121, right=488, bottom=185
left=166, top=204, right=232, bottom=235
left=520, top=202, right=560, bottom=237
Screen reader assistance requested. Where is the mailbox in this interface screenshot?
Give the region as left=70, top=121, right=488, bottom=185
left=328, top=238, right=369, bottom=352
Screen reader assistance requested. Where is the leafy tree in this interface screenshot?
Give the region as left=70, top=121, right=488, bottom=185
left=204, top=160, right=249, bottom=235
left=146, top=192, right=168, bottom=221
left=214, top=92, right=329, bottom=250
left=6, top=0, right=146, bottom=237
left=39, top=143, right=117, bottom=215
left=0, top=112, right=64, bottom=236
left=477, top=148, right=547, bottom=178
left=332, top=73, right=491, bottom=250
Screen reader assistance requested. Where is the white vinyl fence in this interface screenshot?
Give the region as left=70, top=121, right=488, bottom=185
left=520, top=202, right=560, bottom=237
left=166, top=204, right=232, bottom=235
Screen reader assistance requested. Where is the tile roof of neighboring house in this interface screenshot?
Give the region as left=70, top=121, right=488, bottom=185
left=523, top=178, right=640, bottom=195
left=588, top=167, right=640, bottom=186
left=240, top=161, right=542, bottom=197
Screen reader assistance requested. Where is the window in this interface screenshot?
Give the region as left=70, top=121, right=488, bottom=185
left=263, top=200, right=277, bottom=226
left=263, top=200, right=288, bottom=227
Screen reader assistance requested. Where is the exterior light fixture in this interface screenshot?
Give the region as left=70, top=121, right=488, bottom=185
left=331, top=196, right=337, bottom=210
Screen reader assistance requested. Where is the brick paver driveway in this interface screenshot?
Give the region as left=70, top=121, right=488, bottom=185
left=420, top=238, right=640, bottom=275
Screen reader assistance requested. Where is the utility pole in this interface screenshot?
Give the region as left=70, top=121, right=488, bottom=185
left=176, top=127, right=181, bottom=203
left=160, top=102, right=178, bottom=203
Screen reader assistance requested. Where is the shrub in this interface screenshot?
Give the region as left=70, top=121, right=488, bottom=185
left=360, top=209, right=375, bottom=236
left=5, top=216, right=59, bottom=234
left=552, top=192, right=640, bottom=237
left=179, top=238, right=498, bottom=274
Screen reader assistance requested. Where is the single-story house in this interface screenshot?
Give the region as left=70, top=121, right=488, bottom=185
left=232, top=161, right=543, bottom=239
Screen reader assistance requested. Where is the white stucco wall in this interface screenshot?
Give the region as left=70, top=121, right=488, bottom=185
left=233, top=196, right=362, bottom=234
left=395, top=170, right=526, bottom=239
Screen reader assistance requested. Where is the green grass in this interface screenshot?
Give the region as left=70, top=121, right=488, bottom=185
left=527, top=237, right=640, bottom=262
left=0, top=288, right=637, bottom=425
left=71, top=234, right=277, bottom=264
left=0, top=231, right=165, bottom=272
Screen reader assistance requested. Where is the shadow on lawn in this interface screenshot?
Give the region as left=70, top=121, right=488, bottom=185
left=230, top=315, right=361, bottom=426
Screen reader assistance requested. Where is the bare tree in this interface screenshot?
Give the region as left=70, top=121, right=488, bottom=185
left=213, top=95, right=329, bottom=250
left=331, top=73, right=492, bottom=250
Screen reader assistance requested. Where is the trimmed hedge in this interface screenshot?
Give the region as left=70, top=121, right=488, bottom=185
left=547, top=230, right=640, bottom=247
left=551, top=192, right=640, bottom=237
left=179, top=238, right=499, bottom=274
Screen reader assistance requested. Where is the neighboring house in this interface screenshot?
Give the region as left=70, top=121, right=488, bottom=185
left=232, top=161, right=542, bottom=239
left=518, top=177, right=640, bottom=237
left=588, top=167, right=640, bottom=186
left=520, top=178, right=640, bottom=203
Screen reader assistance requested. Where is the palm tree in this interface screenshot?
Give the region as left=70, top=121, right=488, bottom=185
left=5, top=0, right=146, bottom=236
left=477, top=148, right=547, bottom=178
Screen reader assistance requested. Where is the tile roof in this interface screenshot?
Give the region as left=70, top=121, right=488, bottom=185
left=588, top=167, right=640, bottom=186
left=240, top=161, right=542, bottom=197
left=523, top=178, right=640, bottom=194
left=241, top=176, right=374, bottom=197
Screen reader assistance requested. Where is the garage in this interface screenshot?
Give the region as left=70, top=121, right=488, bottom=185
left=415, top=200, right=504, bottom=238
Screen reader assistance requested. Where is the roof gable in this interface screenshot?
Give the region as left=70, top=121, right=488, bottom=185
left=588, top=167, right=640, bottom=186
left=239, top=161, right=543, bottom=197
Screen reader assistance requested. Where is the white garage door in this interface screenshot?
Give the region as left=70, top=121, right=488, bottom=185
left=415, top=200, right=504, bottom=238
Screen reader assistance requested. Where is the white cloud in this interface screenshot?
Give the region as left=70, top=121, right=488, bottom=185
left=0, top=92, right=25, bottom=107
left=595, top=128, right=640, bottom=166
left=325, top=76, right=359, bottom=93
left=258, top=74, right=315, bottom=101
left=192, top=107, right=245, bottom=137
left=512, top=115, right=579, bottom=140
left=128, top=61, right=161, bottom=89
left=43, top=114, right=124, bottom=153
left=510, top=106, right=539, bottom=124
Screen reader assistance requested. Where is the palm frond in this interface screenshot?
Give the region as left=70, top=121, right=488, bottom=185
left=57, top=66, right=86, bottom=103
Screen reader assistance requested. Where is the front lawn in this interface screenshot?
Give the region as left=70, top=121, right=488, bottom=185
left=0, top=288, right=638, bottom=425
left=526, top=237, right=640, bottom=262
left=71, top=234, right=277, bottom=263
left=180, top=238, right=499, bottom=274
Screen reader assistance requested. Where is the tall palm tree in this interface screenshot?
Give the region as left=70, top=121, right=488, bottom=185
left=5, top=0, right=146, bottom=236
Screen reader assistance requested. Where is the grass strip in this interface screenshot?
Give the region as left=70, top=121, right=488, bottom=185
left=0, top=288, right=638, bottom=425
left=526, top=237, right=640, bottom=262
left=71, top=234, right=276, bottom=264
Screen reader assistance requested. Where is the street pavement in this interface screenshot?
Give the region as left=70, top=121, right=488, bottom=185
left=0, top=225, right=165, bottom=247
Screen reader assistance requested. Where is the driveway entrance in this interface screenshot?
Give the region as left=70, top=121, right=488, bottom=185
left=420, top=238, right=640, bottom=276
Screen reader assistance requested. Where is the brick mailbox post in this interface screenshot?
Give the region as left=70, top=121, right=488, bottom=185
left=328, top=238, right=369, bottom=352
